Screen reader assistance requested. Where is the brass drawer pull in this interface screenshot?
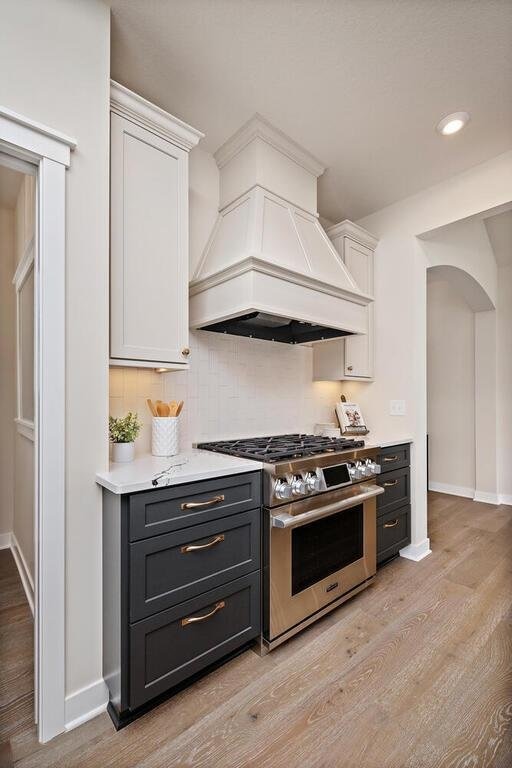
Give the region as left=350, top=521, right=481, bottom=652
left=181, top=494, right=225, bottom=510
left=383, top=479, right=399, bottom=487
left=181, top=534, right=225, bottom=553
left=181, top=601, right=225, bottom=627
left=383, top=455, right=399, bottom=462
left=384, top=519, right=400, bottom=528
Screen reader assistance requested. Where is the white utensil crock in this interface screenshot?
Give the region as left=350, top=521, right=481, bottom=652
left=112, top=441, right=135, bottom=463
left=152, top=416, right=179, bottom=457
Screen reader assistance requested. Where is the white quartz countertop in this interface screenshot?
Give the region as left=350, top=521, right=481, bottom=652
left=365, top=437, right=413, bottom=450
left=96, top=450, right=263, bottom=495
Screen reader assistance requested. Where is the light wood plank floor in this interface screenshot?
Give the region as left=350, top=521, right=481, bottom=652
left=0, top=549, right=34, bottom=768
left=3, top=493, right=512, bottom=767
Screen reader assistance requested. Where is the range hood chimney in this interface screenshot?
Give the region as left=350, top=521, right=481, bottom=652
left=189, top=114, right=373, bottom=344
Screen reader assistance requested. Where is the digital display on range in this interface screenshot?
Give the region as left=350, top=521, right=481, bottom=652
left=322, top=463, right=351, bottom=488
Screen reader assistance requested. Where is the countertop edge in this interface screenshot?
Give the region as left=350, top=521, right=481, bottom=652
left=96, top=454, right=263, bottom=495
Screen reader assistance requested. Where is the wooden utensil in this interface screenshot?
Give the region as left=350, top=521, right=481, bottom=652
left=146, top=398, right=157, bottom=417
left=156, top=402, right=170, bottom=417
left=176, top=400, right=184, bottom=416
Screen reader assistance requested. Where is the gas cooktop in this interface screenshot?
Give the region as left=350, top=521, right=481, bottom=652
left=197, top=433, right=365, bottom=463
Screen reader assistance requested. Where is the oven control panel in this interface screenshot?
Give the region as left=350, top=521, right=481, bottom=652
left=272, top=459, right=381, bottom=502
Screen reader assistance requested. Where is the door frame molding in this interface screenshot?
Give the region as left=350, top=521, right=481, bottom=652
left=0, top=105, right=76, bottom=743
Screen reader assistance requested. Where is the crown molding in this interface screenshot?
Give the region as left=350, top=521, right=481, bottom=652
left=327, top=219, right=379, bottom=250
left=214, top=113, right=325, bottom=177
left=110, top=80, right=204, bottom=152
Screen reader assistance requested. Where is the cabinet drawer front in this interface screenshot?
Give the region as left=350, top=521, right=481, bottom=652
left=377, top=505, right=410, bottom=564
left=129, top=472, right=261, bottom=541
left=130, top=509, right=260, bottom=620
left=129, top=572, right=260, bottom=709
left=376, top=467, right=410, bottom=516
left=378, top=444, right=410, bottom=472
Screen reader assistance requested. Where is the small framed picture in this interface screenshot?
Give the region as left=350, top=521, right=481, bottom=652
left=335, top=401, right=368, bottom=434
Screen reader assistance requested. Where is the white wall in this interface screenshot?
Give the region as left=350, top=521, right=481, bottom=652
left=497, top=264, right=512, bottom=500
left=427, top=276, right=475, bottom=495
left=0, top=0, right=110, bottom=701
left=0, top=206, right=15, bottom=539
left=343, top=150, right=512, bottom=557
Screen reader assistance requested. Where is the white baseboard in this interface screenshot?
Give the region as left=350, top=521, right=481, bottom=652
left=400, top=538, right=432, bottom=562
left=65, top=678, right=108, bottom=732
left=473, top=490, right=500, bottom=505
left=428, top=482, right=475, bottom=499
left=499, top=494, right=512, bottom=506
left=0, top=532, right=12, bottom=549
left=9, top=532, right=34, bottom=616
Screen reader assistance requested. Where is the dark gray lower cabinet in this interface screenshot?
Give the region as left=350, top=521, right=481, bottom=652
left=103, top=471, right=261, bottom=728
left=376, top=444, right=411, bottom=566
left=130, top=572, right=260, bottom=709
left=377, top=505, right=410, bottom=565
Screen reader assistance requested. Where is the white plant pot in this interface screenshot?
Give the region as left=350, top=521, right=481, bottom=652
left=112, top=441, right=135, bottom=463
left=152, top=417, right=179, bottom=457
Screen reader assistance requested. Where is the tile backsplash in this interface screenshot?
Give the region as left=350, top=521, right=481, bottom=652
left=109, top=331, right=343, bottom=456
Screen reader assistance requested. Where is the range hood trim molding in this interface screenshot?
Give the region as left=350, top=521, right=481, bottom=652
left=189, top=255, right=373, bottom=305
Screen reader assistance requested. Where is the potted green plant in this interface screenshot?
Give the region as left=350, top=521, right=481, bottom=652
left=109, top=412, right=142, bottom=463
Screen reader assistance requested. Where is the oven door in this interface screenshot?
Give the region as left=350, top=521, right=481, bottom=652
left=268, top=483, right=383, bottom=641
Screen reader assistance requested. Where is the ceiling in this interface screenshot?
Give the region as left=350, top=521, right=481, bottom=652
left=485, top=209, right=512, bottom=267
left=0, top=164, right=23, bottom=209
left=110, top=0, right=512, bottom=222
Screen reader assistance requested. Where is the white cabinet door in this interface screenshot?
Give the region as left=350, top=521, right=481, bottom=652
left=110, top=113, right=189, bottom=365
left=343, top=238, right=374, bottom=379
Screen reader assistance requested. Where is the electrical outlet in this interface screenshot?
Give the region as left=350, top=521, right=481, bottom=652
left=390, top=399, right=406, bottom=416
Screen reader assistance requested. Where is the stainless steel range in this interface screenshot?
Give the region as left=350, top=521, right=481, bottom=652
left=198, top=434, right=384, bottom=651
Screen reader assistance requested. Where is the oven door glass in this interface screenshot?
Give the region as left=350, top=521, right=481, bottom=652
left=291, top=503, right=364, bottom=595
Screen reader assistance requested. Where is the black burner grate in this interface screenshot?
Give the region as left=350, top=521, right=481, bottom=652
left=197, top=433, right=365, bottom=462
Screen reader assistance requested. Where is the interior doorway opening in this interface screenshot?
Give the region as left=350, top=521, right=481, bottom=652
left=424, top=205, right=512, bottom=507
left=0, top=156, right=37, bottom=743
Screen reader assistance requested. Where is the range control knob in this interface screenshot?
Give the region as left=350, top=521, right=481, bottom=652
left=291, top=474, right=307, bottom=496
left=274, top=478, right=293, bottom=500
left=365, top=459, right=381, bottom=475
left=305, top=471, right=321, bottom=492
left=352, top=461, right=365, bottom=480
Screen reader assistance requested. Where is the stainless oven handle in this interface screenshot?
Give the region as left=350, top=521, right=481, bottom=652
left=271, top=484, right=385, bottom=529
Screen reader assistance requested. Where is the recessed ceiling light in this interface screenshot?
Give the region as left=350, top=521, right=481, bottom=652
left=436, top=111, right=470, bottom=136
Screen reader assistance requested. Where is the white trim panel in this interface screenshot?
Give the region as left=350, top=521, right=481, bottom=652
left=473, top=490, right=500, bottom=505
left=0, top=106, right=74, bottom=166
left=37, top=156, right=66, bottom=742
left=399, top=539, right=432, bottom=562
left=428, top=481, right=475, bottom=499
left=11, top=532, right=35, bottom=615
left=499, top=494, right=512, bottom=506
left=64, top=679, right=108, bottom=732
left=15, top=417, right=35, bottom=441
left=0, top=532, right=12, bottom=549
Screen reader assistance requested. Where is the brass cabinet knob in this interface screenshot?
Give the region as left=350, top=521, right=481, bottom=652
left=181, top=347, right=190, bottom=357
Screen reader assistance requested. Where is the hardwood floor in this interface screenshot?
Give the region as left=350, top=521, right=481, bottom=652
left=3, top=493, right=512, bottom=767
left=0, top=549, right=33, bottom=767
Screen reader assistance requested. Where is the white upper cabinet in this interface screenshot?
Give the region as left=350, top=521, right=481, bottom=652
left=110, top=82, right=203, bottom=368
left=313, top=220, right=378, bottom=381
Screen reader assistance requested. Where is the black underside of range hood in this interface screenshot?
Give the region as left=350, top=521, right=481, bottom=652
left=199, top=312, right=352, bottom=344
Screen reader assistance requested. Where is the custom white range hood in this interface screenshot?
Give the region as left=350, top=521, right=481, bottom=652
left=189, top=115, right=373, bottom=344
